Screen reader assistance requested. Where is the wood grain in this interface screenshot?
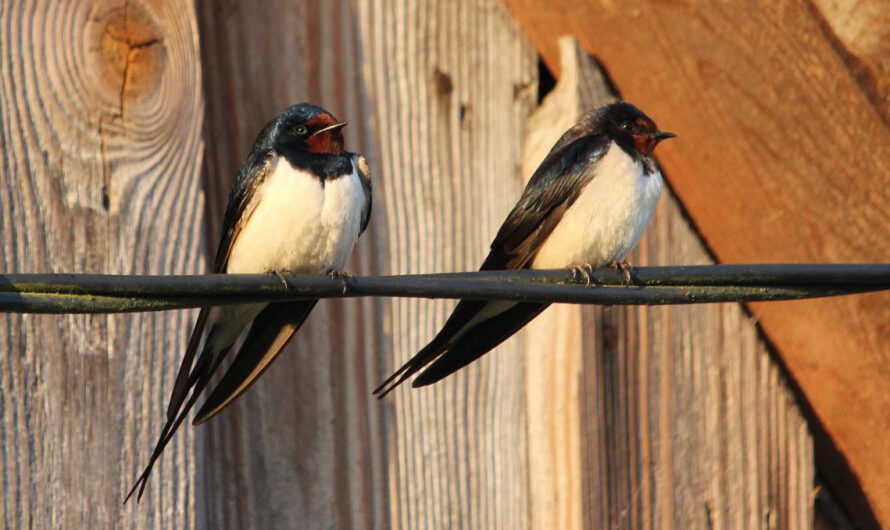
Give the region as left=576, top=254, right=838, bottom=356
left=0, top=0, right=204, bottom=528
left=354, top=1, right=539, bottom=527
left=500, top=1, right=890, bottom=526
left=812, top=0, right=890, bottom=122
left=520, top=37, right=815, bottom=530
left=195, top=1, right=387, bottom=528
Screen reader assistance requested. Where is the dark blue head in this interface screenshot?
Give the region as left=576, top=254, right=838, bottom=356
left=551, top=102, right=674, bottom=157
left=598, top=102, right=675, bottom=156
left=256, top=103, right=348, bottom=155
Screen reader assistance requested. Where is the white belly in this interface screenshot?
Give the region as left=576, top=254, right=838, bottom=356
left=532, top=142, right=662, bottom=269
left=226, top=157, right=365, bottom=275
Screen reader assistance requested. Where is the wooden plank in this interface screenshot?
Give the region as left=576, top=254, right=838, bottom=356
left=195, top=2, right=388, bottom=528
left=811, top=0, right=890, bottom=122
left=500, top=1, right=890, bottom=526
left=0, top=0, right=204, bottom=528
left=521, top=36, right=816, bottom=530
left=355, top=1, right=538, bottom=527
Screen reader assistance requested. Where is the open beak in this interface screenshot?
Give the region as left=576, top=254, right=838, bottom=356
left=311, top=121, right=348, bottom=136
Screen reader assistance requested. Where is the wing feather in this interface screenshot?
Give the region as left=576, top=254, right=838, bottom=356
left=213, top=151, right=277, bottom=272
left=192, top=301, right=317, bottom=425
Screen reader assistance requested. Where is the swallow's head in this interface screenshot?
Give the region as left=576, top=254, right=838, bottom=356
left=270, top=103, right=348, bottom=155
left=600, top=102, right=675, bottom=157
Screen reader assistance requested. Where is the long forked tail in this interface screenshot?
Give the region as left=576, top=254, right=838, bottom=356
left=373, top=338, right=450, bottom=398
left=124, top=332, right=231, bottom=503
left=374, top=301, right=548, bottom=397
left=125, top=301, right=315, bottom=502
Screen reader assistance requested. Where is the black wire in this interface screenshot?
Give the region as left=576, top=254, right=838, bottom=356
left=0, top=264, right=888, bottom=314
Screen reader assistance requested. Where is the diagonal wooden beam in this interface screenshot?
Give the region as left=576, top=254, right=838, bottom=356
left=500, top=1, right=890, bottom=528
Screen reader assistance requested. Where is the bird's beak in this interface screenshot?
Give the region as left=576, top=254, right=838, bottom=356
left=311, top=121, right=348, bottom=136
left=651, top=131, right=676, bottom=142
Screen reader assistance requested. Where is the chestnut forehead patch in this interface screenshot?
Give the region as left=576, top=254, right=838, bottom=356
left=305, top=112, right=339, bottom=129
left=635, top=117, right=656, bottom=132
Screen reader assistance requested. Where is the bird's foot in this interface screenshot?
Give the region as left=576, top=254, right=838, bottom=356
left=566, top=263, right=595, bottom=286
left=327, top=269, right=353, bottom=280
left=327, top=269, right=353, bottom=294
left=610, top=261, right=633, bottom=284
left=272, top=270, right=290, bottom=289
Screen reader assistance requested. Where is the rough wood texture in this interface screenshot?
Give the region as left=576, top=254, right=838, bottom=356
left=520, top=37, right=814, bottom=530
left=355, top=1, right=540, bottom=527
left=0, top=0, right=204, bottom=528
left=500, top=1, right=890, bottom=526
left=195, top=2, right=387, bottom=528
left=812, top=0, right=890, bottom=123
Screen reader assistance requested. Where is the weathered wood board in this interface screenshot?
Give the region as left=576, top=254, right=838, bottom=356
left=0, top=0, right=205, bottom=528
left=195, top=1, right=388, bottom=528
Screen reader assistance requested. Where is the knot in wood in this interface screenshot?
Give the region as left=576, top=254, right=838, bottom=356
left=433, top=67, right=454, bottom=96
left=98, top=5, right=164, bottom=115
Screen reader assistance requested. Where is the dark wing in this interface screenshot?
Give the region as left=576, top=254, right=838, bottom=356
left=162, top=150, right=277, bottom=436
left=411, top=302, right=548, bottom=387
left=354, top=154, right=373, bottom=235
left=191, top=300, right=318, bottom=425
left=126, top=150, right=276, bottom=503
left=484, top=133, right=610, bottom=269
left=374, top=134, right=610, bottom=397
left=213, top=150, right=278, bottom=272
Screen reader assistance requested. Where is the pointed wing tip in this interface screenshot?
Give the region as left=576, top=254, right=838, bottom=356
left=191, top=408, right=214, bottom=426
left=411, top=372, right=438, bottom=388
left=192, top=392, right=234, bottom=425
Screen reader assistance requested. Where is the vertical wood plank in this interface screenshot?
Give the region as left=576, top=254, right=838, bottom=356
left=353, top=0, right=538, bottom=528
left=0, top=0, right=204, bottom=528
left=195, top=2, right=388, bottom=528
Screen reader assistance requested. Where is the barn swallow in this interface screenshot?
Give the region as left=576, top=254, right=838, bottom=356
left=374, top=102, right=673, bottom=397
left=126, top=103, right=372, bottom=501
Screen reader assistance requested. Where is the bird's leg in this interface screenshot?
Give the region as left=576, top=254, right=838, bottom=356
left=610, top=261, right=633, bottom=284
left=566, top=263, right=594, bottom=286
left=272, top=270, right=290, bottom=289
left=327, top=269, right=353, bottom=294
left=327, top=269, right=353, bottom=280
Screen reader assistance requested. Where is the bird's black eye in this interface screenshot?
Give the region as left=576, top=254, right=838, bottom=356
left=619, top=121, right=633, bottom=132
left=295, top=124, right=308, bottom=136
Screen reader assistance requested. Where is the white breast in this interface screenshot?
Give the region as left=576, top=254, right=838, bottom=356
left=226, top=156, right=366, bottom=275
left=531, top=141, right=662, bottom=269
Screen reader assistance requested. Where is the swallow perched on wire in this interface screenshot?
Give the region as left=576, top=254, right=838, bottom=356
left=126, top=103, right=372, bottom=501
left=374, top=102, right=673, bottom=397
